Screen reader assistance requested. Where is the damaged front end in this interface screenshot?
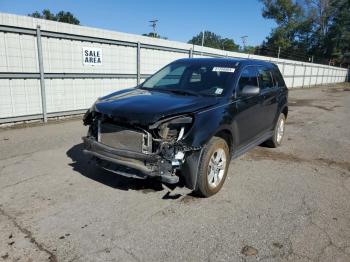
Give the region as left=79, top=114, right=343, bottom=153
left=82, top=110, right=200, bottom=185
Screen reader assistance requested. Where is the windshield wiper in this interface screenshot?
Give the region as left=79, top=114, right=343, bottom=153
left=162, top=89, right=201, bottom=97
left=137, top=86, right=150, bottom=90
left=138, top=86, right=201, bottom=97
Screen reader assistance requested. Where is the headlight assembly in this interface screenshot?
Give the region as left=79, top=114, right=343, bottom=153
left=83, top=98, right=101, bottom=125
left=157, top=116, right=193, bottom=141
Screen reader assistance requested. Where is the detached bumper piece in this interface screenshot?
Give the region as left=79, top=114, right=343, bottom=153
left=82, top=136, right=180, bottom=184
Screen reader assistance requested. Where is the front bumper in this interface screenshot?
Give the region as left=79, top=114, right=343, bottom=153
left=82, top=136, right=180, bottom=183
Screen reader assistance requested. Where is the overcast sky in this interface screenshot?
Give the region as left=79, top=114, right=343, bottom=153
left=0, top=0, right=276, bottom=46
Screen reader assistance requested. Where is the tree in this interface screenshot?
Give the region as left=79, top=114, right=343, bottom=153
left=188, top=31, right=239, bottom=51
left=243, top=45, right=257, bottom=54
left=142, top=32, right=168, bottom=39
left=259, top=0, right=350, bottom=66
left=260, top=0, right=309, bottom=53
left=325, top=0, right=350, bottom=65
left=28, top=9, right=80, bottom=25
left=306, top=0, right=332, bottom=36
left=56, top=11, right=80, bottom=25
left=261, top=0, right=303, bottom=26
left=221, top=38, right=240, bottom=51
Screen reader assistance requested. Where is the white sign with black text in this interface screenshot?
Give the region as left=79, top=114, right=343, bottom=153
left=83, top=47, right=102, bottom=66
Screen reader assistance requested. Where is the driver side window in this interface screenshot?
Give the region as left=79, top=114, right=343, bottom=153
left=237, top=66, right=258, bottom=95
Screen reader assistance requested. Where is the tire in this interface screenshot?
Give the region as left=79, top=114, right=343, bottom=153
left=194, top=137, right=230, bottom=197
left=265, top=113, right=286, bottom=148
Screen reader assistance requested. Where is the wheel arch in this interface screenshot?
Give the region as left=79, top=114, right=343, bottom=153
left=214, top=129, right=234, bottom=156
left=181, top=127, right=234, bottom=191
left=273, top=104, right=288, bottom=126
left=282, top=105, right=288, bottom=119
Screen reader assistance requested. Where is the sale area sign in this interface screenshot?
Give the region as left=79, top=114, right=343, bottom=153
left=83, top=47, right=102, bottom=66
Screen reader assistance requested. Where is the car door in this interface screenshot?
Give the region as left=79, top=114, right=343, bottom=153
left=257, top=66, right=279, bottom=132
left=234, top=66, right=264, bottom=147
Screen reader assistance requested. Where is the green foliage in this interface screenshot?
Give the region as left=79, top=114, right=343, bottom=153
left=261, top=0, right=303, bottom=25
left=56, top=11, right=80, bottom=25
left=142, top=32, right=160, bottom=38
left=325, top=0, right=350, bottom=64
left=243, top=45, right=257, bottom=54
left=142, top=32, right=168, bottom=40
left=259, top=0, right=350, bottom=66
left=28, top=9, right=80, bottom=25
left=188, top=31, right=239, bottom=51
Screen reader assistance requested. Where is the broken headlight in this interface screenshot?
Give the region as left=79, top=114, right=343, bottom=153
left=83, top=98, right=102, bottom=125
left=157, top=116, right=193, bottom=141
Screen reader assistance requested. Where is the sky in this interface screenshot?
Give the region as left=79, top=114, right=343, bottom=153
left=0, top=0, right=276, bottom=46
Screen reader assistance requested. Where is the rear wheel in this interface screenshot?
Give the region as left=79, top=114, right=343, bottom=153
left=266, top=113, right=286, bottom=148
left=195, top=137, right=230, bottom=197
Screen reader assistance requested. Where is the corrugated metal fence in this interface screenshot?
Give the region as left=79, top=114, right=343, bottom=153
left=0, top=13, right=348, bottom=124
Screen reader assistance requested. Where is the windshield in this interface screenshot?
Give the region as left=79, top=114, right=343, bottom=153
left=141, top=62, right=236, bottom=96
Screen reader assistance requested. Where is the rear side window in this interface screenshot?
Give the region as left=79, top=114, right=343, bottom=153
left=237, top=66, right=258, bottom=94
left=272, top=68, right=286, bottom=88
left=258, top=67, right=274, bottom=90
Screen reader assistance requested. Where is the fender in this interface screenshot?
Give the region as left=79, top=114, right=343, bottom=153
left=182, top=99, right=234, bottom=147
left=181, top=125, right=238, bottom=189
left=179, top=100, right=238, bottom=189
left=181, top=148, right=204, bottom=190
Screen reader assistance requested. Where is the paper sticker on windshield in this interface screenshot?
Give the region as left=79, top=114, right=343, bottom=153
left=215, top=88, right=223, bottom=94
left=212, top=67, right=235, bottom=73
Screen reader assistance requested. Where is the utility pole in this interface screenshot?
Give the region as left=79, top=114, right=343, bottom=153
left=241, top=35, right=248, bottom=51
left=200, top=30, right=205, bottom=56
left=149, top=19, right=158, bottom=36
left=201, top=30, right=205, bottom=47
left=277, top=46, right=281, bottom=59
left=311, top=56, right=314, bottom=63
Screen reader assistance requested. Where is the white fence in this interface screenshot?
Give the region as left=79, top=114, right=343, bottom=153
left=0, top=13, right=348, bottom=124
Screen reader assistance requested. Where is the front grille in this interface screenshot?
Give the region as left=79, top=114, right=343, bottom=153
left=98, top=122, right=147, bottom=153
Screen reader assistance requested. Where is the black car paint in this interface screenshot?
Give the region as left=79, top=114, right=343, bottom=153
left=83, top=58, right=288, bottom=189
left=175, top=59, right=287, bottom=148
left=93, top=88, right=219, bottom=126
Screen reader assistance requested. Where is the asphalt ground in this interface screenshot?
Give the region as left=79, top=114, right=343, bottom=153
left=0, top=84, right=350, bottom=262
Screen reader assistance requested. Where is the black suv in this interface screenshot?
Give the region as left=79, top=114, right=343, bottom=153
left=83, top=58, right=288, bottom=197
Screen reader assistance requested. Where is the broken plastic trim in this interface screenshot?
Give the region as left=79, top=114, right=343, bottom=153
left=149, top=115, right=193, bottom=129
left=152, top=115, right=193, bottom=142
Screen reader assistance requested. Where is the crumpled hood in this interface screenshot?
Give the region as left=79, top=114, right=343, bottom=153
left=94, top=88, right=218, bottom=125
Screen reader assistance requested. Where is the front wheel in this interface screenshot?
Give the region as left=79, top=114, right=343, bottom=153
left=194, top=137, right=230, bottom=197
left=265, top=113, right=286, bottom=148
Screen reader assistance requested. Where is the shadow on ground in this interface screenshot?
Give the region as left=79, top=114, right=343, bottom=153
left=66, top=143, right=170, bottom=195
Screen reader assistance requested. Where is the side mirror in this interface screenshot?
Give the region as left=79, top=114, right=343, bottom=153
left=241, top=85, right=260, bottom=96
